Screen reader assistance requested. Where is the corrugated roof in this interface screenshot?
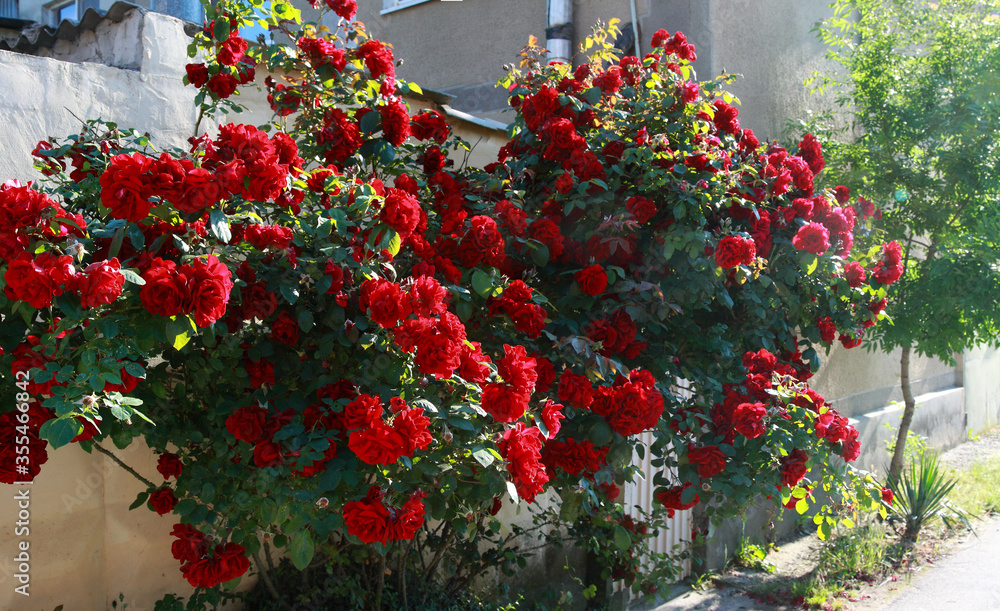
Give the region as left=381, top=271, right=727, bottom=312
left=0, top=1, right=198, bottom=54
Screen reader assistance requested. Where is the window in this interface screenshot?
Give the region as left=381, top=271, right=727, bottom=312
left=380, top=0, right=434, bottom=15
left=45, top=0, right=78, bottom=25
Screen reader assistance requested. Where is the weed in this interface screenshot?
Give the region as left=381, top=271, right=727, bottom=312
left=731, top=539, right=776, bottom=573
left=948, top=455, right=1000, bottom=516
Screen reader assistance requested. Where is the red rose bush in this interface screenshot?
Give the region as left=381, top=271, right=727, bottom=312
left=0, top=3, right=899, bottom=607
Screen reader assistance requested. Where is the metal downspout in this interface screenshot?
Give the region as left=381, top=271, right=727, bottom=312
left=546, top=0, right=572, bottom=64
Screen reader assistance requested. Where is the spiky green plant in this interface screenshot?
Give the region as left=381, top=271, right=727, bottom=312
left=885, top=453, right=974, bottom=543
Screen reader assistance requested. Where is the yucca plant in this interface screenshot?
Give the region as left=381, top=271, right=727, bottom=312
left=885, top=453, right=975, bottom=543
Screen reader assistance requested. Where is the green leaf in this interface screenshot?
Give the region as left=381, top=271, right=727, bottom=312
left=471, top=270, right=492, bottom=297
left=472, top=448, right=495, bottom=467
left=529, top=243, right=550, bottom=267
left=613, top=525, right=631, bottom=551
left=385, top=230, right=401, bottom=257
left=359, top=110, right=381, bottom=134
left=174, top=498, right=197, bottom=516
left=298, top=310, right=314, bottom=332
left=209, top=208, right=232, bottom=243
left=129, top=491, right=149, bottom=511
left=289, top=530, right=315, bottom=570
left=583, top=86, right=602, bottom=105
left=173, top=330, right=191, bottom=351
left=281, top=282, right=300, bottom=305
left=806, top=256, right=819, bottom=276
left=120, top=268, right=146, bottom=286
left=213, top=18, right=230, bottom=42
left=39, top=417, right=80, bottom=449
left=128, top=225, right=145, bottom=250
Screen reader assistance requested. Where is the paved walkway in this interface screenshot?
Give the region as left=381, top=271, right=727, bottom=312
left=647, top=517, right=1000, bottom=611
left=879, top=517, right=1000, bottom=611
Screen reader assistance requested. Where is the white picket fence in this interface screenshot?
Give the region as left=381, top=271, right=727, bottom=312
left=612, top=429, right=692, bottom=600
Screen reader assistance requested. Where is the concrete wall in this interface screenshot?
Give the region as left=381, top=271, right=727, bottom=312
left=963, top=345, right=1000, bottom=433
left=357, top=0, right=841, bottom=140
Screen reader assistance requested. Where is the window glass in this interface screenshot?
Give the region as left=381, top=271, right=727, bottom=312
left=57, top=1, right=77, bottom=22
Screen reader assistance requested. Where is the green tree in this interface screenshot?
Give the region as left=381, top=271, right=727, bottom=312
left=812, top=0, right=1000, bottom=477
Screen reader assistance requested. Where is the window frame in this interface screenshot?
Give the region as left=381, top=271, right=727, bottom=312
left=380, top=0, right=434, bottom=16
left=44, top=0, right=79, bottom=26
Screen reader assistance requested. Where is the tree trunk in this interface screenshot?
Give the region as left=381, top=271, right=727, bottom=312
left=889, top=344, right=917, bottom=478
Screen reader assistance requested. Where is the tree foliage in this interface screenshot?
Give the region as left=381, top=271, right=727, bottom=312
left=812, top=0, right=1000, bottom=359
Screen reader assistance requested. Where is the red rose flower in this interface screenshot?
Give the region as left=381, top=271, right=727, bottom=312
left=356, top=39, right=395, bottom=80
left=558, top=371, right=594, bottom=409
left=410, top=109, right=450, bottom=144
left=380, top=98, right=411, bottom=146
left=393, top=406, right=433, bottom=456
left=157, top=453, right=184, bottom=480
left=186, top=255, right=233, bottom=327
left=779, top=448, right=809, bottom=488
left=216, top=34, right=248, bottom=66
left=78, top=258, right=124, bottom=309
left=497, top=422, right=549, bottom=503
left=626, top=196, right=657, bottom=223
left=244, top=358, right=275, bottom=388
left=170, top=523, right=208, bottom=562
left=359, top=278, right=411, bottom=328
left=380, top=188, right=421, bottom=237
left=344, top=489, right=390, bottom=544
left=656, top=483, right=699, bottom=517
left=269, top=311, right=300, bottom=345
left=325, top=0, right=357, bottom=20
left=541, top=438, right=608, bottom=476
left=245, top=224, right=293, bottom=250
left=226, top=405, right=268, bottom=444
left=4, top=256, right=56, bottom=309
left=574, top=264, right=608, bottom=295
left=539, top=400, right=565, bottom=439
left=388, top=494, right=426, bottom=541
left=714, top=235, right=756, bottom=268
left=319, top=109, right=363, bottom=164
left=881, top=487, right=894, bottom=504
left=844, top=261, right=866, bottom=287
left=100, top=153, right=155, bottom=222
left=185, top=63, right=209, bottom=87
left=732, top=402, right=767, bottom=439
left=149, top=487, right=178, bottom=515
left=140, top=258, right=190, bottom=318
left=792, top=222, right=830, bottom=256
left=207, top=72, right=238, bottom=98
left=481, top=382, right=531, bottom=423
left=688, top=445, right=727, bottom=479
left=253, top=441, right=283, bottom=468
left=349, top=420, right=405, bottom=465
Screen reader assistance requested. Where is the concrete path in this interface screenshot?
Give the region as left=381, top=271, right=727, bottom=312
left=878, top=517, right=1000, bottom=611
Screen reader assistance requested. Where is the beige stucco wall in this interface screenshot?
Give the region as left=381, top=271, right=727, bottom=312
left=0, top=442, right=199, bottom=610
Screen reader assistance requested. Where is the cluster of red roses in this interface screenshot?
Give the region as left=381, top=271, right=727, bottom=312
left=343, top=485, right=427, bottom=544
left=184, top=13, right=256, bottom=100
left=0, top=403, right=49, bottom=484
left=170, top=524, right=250, bottom=588
left=658, top=347, right=863, bottom=516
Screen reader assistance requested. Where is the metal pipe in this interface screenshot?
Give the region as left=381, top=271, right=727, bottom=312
left=630, top=0, right=641, bottom=58
left=546, top=0, right=572, bottom=64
